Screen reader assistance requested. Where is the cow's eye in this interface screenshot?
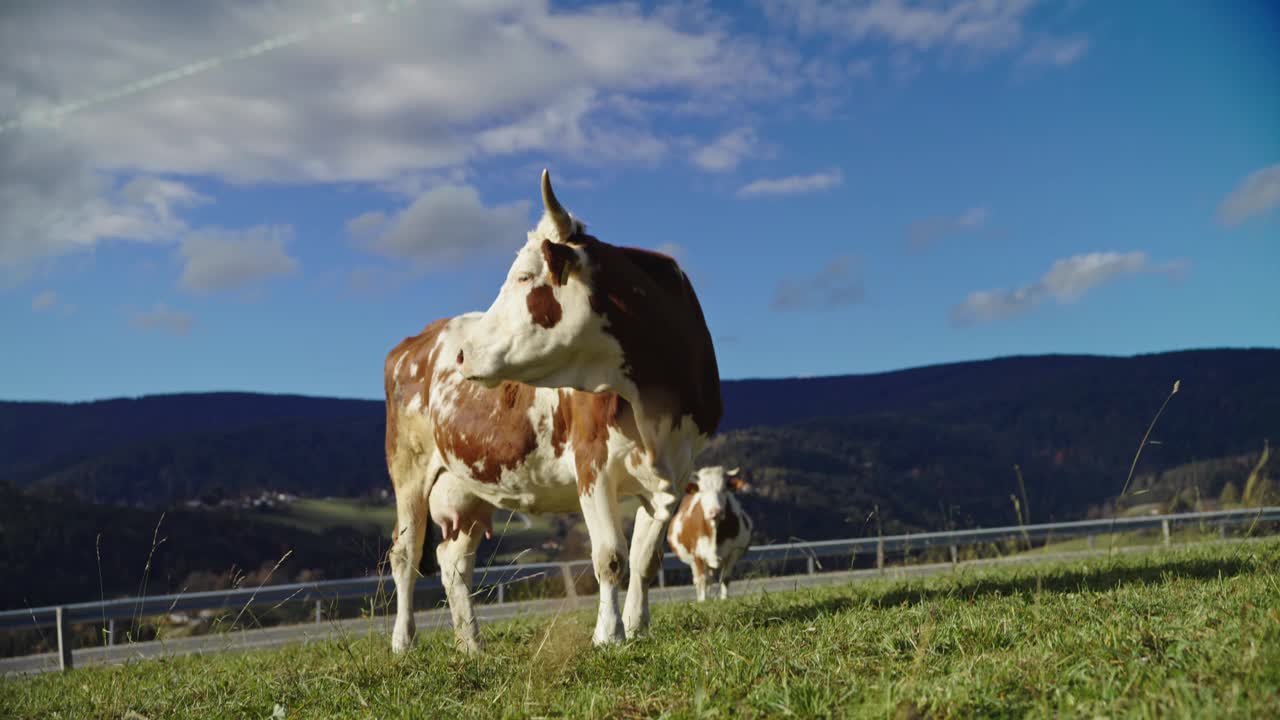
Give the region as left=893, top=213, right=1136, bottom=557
left=516, top=273, right=533, bottom=283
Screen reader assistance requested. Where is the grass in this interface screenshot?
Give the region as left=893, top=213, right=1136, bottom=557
left=5, top=539, right=1279, bottom=719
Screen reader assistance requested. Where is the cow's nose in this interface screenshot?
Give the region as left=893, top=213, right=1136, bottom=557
left=709, top=509, right=723, bottom=522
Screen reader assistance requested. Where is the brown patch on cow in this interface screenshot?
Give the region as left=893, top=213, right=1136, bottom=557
left=541, top=239, right=578, bottom=286
left=383, top=319, right=448, bottom=481
left=526, top=284, right=563, bottom=328
left=551, top=390, right=571, bottom=456
left=456, top=349, right=463, bottom=365
left=574, top=236, right=722, bottom=436
left=567, top=392, right=629, bottom=495
left=671, top=495, right=713, bottom=558
left=434, top=378, right=540, bottom=485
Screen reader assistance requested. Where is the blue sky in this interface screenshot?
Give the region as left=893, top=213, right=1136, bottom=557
left=2, top=0, right=1277, bottom=403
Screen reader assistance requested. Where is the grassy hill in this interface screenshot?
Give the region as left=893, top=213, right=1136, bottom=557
left=2, top=348, right=1277, bottom=614
left=5, top=539, right=1278, bottom=719
left=3, top=348, right=1277, bottom=523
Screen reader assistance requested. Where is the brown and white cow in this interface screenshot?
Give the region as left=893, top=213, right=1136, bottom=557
left=384, top=170, right=721, bottom=653
left=667, top=466, right=753, bottom=601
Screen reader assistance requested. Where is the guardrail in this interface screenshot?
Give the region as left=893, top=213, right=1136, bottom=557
left=4, top=506, right=1277, bottom=670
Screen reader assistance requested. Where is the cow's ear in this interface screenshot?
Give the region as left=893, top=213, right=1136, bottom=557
left=542, top=239, right=579, bottom=287
left=685, top=481, right=699, bottom=495
left=728, top=476, right=748, bottom=492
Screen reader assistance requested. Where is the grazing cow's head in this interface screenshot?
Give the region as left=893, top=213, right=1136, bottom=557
left=457, top=170, right=624, bottom=393
left=685, top=466, right=750, bottom=527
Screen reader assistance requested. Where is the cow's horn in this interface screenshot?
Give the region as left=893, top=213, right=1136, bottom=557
left=728, top=467, right=740, bottom=475
left=541, top=169, right=574, bottom=241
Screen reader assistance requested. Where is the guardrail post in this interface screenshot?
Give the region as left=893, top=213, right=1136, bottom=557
left=949, top=544, right=958, bottom=566
left=108, top=618, right=116, bottom=646
left=806, top=556, right=815, bottom=575
left=1162, top=518, right=1171, bottom=546
left=497, top=583, right=505, bottom=605
left=1087, top=534, right=1096, bottom=550
left=657, top=566, right=665, bottom=588
left=56, top=607, right=73, bottom=671
left=876, top=538, right=885, bottom=574
left=314, top=600, right=322, bottom=624
left=560, top=564, right=578, bottom=602
left=1219, top=522, right=1226, bottom=539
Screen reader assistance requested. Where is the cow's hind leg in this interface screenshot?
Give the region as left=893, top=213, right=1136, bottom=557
left=718, top=546, right=744, bottom=600
left=430, top=475, right=490, bottom=654
left=622, top=503, right=663, bottom=638
left=389, top=470, right=429, bottom=655
left=579, top=480, right=627, bottom=645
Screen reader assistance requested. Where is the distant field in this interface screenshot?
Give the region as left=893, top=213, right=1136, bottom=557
left=253, top=497, right=579, bottom=564
left=6, top=538, right=1277, bottom=719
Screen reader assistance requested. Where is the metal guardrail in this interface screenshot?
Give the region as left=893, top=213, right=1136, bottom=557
left=4, top=506, right=1277, bottom=670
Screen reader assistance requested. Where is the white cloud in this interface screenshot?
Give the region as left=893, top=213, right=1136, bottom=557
left=345, top=212, right=388, bottom=241
left=1, top=2, right=858, bottom=276
left=738, top=168, right=843, bottom=196
left=1021, top=35, right=1090, bottom=67
left=759, top=0, right=1088, bottom=68
left=131, top=303, right=193, bottom=336
left=1, top=1, right=823, bottom=185
left=1217, top=163, right=1280, bottom=227
left=354, top=184, right=532, bottom=272
left=951, top=251, right=1187, bottom=326
left=692, top=127, right=758, bottom=172
left=179, top=225, right=299, bottom=293
left=0, top=131, right=206, bottom=277
left=773, top=256, right=865, bottom=311
left=31, top=291, right=58, bottom=312
left=906, top=205, right=989, bottom=252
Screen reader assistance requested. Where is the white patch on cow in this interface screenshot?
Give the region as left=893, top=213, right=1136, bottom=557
left=533, top=209, right=585, bottom=244
left=406, top=391, right=423, bottom=414
left=409, top=362, right=419, bottom=376
left=393, top=350, right=408, bottom=376
left=458, top=214, right=629, bottom=397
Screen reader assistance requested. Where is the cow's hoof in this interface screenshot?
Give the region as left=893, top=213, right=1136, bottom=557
left=391, top=632, right=413, bottom=655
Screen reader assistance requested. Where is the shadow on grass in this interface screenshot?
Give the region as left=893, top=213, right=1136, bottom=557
left=737, top=554, right=1261, bottom=628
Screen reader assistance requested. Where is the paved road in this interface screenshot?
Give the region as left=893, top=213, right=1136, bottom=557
left=1, top=540, right=1257, bottom=678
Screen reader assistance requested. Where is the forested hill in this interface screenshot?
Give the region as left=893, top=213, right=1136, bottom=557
left=2, top=348, right=1277, bottom=531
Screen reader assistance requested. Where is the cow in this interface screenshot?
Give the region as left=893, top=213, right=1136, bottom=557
left=384, top=169, right=721, bottom=654
left=667, top=466, right=754, bottom=601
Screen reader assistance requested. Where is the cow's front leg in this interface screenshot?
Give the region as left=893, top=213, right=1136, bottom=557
left=579, top=480, right=627, bottom=645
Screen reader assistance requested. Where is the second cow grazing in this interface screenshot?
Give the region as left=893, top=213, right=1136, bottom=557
left=384, top=169, right=722, bottom=654
left=667, top=466, right=754, bottom=601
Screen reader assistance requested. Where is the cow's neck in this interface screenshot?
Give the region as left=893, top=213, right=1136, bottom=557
left=583, top=240, right=722, bottom=447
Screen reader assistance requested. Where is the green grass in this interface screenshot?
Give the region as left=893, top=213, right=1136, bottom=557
left=6, top=540, right=1279, bottom=719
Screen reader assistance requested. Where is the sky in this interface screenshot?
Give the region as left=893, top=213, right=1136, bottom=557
left=1, top=0, right=1277, bottom=403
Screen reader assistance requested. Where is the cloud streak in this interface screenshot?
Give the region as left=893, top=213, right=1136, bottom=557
left=773, top=256, right=865, bottom=311
left=131, top=303, right=193, bottom=336
left=738, top=168, right=843, bottom=197
left=951, top=251, right=1188, bottom=326
left=905, top=206, right=989, bottom=252
left=1217, top=163, right=1280, bottom=227
left=692, top=127, right=758, bottom=172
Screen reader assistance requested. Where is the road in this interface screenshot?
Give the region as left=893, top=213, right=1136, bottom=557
left=0, top=541, right=1256, bottom=678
